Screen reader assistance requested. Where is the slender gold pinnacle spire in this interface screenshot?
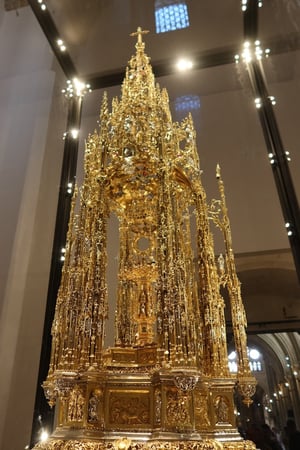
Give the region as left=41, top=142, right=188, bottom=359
left=213, top=163, right=257, bottom=406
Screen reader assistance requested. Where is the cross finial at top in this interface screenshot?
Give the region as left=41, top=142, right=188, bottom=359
left=130, top=27, right=149, bottom=45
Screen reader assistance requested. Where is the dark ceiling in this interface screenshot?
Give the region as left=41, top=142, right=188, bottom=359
left=29, top=0, right=300, bottom=84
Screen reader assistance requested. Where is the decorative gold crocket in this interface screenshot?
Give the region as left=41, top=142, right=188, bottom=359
left=37, top=28, right=256, bottom=450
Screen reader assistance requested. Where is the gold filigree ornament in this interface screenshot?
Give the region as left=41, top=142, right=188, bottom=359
left=114, top=438, right=132, bottom=450
left=237, top=376, right=258, bottom=407
left=34, top=28, right=256, bottom=450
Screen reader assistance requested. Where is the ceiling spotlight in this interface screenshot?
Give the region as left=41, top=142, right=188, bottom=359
left=241, top=0, right=248, bottom=11
left=241, top=42, right=252, bottom=63
left=176, top=58, right=193, bottom=71
left=62, top=79, right=92, bottom=99
left=73, top=78, right=85, bottom=95
left=40, top=430, right=49, bottom=442
left=254, top=98, right=262, bottom=108
left=268, top=95, right=276, bottom=105
left=70, top=129, right=79, bottom=139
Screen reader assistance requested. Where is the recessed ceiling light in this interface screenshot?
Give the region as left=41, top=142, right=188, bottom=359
left=176, top=58, right=193, bottom=71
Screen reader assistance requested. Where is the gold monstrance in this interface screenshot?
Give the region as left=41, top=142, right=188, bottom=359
left=37, top=28, right=256, bottom=450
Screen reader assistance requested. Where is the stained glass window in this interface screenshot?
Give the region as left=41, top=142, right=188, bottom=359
left=155, top=0, right=190, bottom=34
left=228, top=347, right=263, bottom=373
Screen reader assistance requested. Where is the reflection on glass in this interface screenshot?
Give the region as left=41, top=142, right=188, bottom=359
left=228, top=347, right=263, bottom=373
left=175, top=95, right=200, bottom=112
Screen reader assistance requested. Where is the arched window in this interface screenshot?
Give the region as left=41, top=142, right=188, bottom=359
left=228, top=347, right=263, bottom=373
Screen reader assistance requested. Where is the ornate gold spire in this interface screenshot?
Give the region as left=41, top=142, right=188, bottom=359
left=36, top=29, right=255, bottom=450
left=211, top=165, right=257, bottom=405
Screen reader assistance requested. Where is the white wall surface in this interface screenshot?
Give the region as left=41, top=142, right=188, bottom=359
left=0, top=5, right=67, bottom=449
